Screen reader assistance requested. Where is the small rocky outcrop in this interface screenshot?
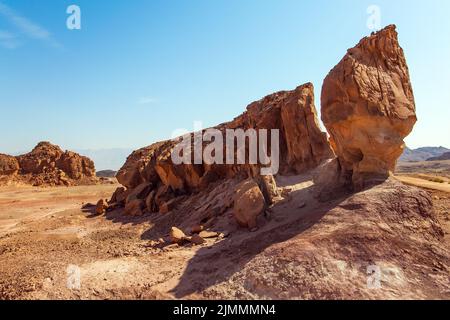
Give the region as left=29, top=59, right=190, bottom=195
left=321, top=25, right=416, bottom=190
left=0, top=142, right=97, bottom=186
left=0, top=154, right=19, bottom=176
left=96, top=199, right=108, bottom=215
left=233, top=179, right=266, bottom=229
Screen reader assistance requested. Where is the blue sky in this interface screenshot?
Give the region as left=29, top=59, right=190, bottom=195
left=1, top=0, right=449, bottom=154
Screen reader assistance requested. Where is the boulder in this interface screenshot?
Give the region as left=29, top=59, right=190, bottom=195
left=191, top=225, right=205, bottom=234
left=95, top=199, right=108, bottom=215
left=321, top=25, right=416, bottom=190
left=198, top=230, right=220, bottom=238
left=233, top=179, right=266, bottom=229
left=187, top=234, right=205, bottom=245
left=170, top=227, right=187, bottom=244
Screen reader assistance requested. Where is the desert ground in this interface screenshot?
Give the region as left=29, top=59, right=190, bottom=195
left=0, top=168, right=448, bottom=300
left=396, top=160, right=450, bottom=192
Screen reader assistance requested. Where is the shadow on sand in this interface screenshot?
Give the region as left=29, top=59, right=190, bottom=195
left=83, top=173, right=376, bottom=298
left=169, top=183, right=352, bottom=298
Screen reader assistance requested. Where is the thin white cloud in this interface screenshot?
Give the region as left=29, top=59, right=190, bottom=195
left=0, top=29, right=20, bottom=48
left=0, top=30, right=14, bottom=39
left=0, top=2, right=61, bottom=48
left=138, top=97, right=158, bottom=105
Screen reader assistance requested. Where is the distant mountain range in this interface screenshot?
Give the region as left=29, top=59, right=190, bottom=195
left=400, top=146, right=450, bottom=162
left=427, top=152, right=450, bottom=161
left=96, top=170, right=118, bottom=178
left=75, top=148, right=133, bottom=171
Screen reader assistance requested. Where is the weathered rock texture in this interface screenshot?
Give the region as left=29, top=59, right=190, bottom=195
left=172, top=180, right=448, bottom=300
left=321, top=25, right=416, bottom=189
left=113, top=83, right=332, bottom=224
left=0, top=142, right=97, bottom=186
left=0, top=154, right=19, bottom=176
left=233, top=179, right=266, bottom=229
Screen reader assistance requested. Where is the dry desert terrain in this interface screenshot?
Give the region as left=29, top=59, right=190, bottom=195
left=0, top=172, right=449, bottom=300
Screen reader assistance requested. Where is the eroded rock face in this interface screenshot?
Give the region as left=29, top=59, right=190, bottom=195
left=0, top=142, right=97, bottom=186
left=0, top=154, right=19, bottom=176
left=321, top=25, right=416, bottom=190
left=113, top=83, right=332, bottom=221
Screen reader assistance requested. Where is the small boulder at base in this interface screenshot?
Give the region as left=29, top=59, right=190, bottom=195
left=95, top=199, right=108, bottom=215
left=170, top=227, right=187, bottom=244
left=233, top=179, right=266, bottom=229
left=198, top=230, right=219, bottom=239
left=188, top=234, right=205, bottom=245
left=191, top=225, right=205, bottom=234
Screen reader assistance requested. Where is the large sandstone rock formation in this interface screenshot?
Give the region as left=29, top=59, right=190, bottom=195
left=0, top=142, right=97, bottom=186
left=321, top=25, right=416, bottom=190
left=113, top=83, right=333, bottom=223
left=112, top=25, right=422, bottom=235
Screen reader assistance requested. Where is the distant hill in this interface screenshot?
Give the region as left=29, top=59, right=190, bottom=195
left=399, top=146, right=450, bottom=162
left=427, top=151, right=450, bottom=161
left=96, top=170, right=117, bottom=178
left=75, top=148, right=133, bottom=171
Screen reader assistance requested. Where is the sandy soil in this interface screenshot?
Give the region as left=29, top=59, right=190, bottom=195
left=0, top=178, right=448, bottom=300
left=396, top=160, right=450, bottom=178
left=395, top=176, right=450, bottom=193
left=0, top=184, right=117, bottom=236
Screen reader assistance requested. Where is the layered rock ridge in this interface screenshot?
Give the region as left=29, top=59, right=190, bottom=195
left=112, top=83, right=333, bottom=218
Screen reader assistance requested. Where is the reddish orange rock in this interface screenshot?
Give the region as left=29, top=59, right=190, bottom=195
left=115, top=83, right=333, bottom=215
left=1, top=142, right=97, bottom=186
left=321, top=25, right=416, bottom=190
